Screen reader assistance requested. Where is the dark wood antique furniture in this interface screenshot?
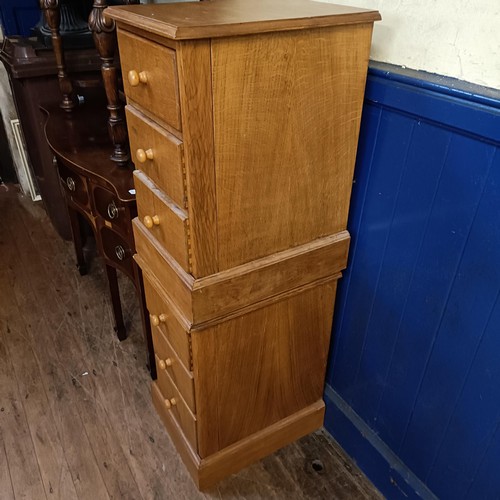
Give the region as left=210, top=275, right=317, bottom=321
left=0, top=31, right=100, bottom=239
left=107, top=0, right=380, bottom=489
left=40, top=0, right=155, bottom=376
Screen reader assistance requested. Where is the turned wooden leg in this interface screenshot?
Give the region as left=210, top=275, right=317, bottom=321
left=105, top=264, right=126, bottom=341
left=67, top=207, right=87, bottom=276
left=134, top=263, right=156, bottom=379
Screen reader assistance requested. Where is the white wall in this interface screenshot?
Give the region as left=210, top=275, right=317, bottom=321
left=320, top=0, right=500, bottom=89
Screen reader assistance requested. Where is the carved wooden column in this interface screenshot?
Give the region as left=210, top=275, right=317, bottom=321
left=39, top=0, right=76, bottom=111
left=88, top=0, right=136, bottom=167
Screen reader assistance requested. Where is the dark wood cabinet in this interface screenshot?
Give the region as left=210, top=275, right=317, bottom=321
left=0, top=37, right=101, bottom=239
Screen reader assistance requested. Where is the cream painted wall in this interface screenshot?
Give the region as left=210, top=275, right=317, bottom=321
left=319, top=0, right=500, bottom=89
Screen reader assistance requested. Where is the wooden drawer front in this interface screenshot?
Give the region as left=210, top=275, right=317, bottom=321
left=156, top=354, right=197, bottom=451
left=92, top=185, right=130, bottom=233
left=119, top=30, right=181, bottom=130
left=126, top=106, right=185, bottom=208
left=153, top=326, right=195, bottom=413
left=99, top=226, right=134, bottom=278
left=143, top=273, right=191, bottom=368
left=58, top=163, right=88, bottom=207
left=134, top=170, right=190, bottom=272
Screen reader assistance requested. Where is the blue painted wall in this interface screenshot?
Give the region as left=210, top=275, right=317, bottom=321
left=0, top=0, right=39, bottom=37
left=324, top=63, right=500, bottom=500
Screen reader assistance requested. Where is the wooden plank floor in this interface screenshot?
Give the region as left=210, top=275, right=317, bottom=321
left=0, top=186, right=382, bottom=500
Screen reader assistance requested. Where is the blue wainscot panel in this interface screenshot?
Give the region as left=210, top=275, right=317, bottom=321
left=324, top=63, right=500, bottom=500
left=0, top=0, right=40, bottom=37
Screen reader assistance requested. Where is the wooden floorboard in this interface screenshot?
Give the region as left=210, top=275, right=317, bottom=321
left=0, top=187, right=382, bottom=500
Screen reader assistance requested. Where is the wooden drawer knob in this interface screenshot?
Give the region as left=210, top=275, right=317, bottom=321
left=128, top=69, right=148, bottom=87
left=135, top=148, right=154, bottom=163
left=164, top=398, right=176, bottom=409
left=143, top=215, right=160, bottom=229
left=150, top=313, right=167, bottom=327
left=158, top=358, right=173, bottom=370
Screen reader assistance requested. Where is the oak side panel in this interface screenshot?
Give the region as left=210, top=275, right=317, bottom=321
left=193, top=281, right=337, bottom=455
left=176, top=40, right=218, bottom=277
left=212, top=24, right=373, bottom=269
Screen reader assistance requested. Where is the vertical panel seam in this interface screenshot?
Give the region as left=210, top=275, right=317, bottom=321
left=330, top=106, right=383, bottom=388
left=398, top=146, right=497, bottom=454
left=426, top=286, right=500, bottom=484
left=373, top=132, right=453, bottom=425
left=351, top=121, right=416, bottom=392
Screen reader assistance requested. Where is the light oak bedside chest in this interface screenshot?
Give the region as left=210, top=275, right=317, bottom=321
left=107, top=0, right=380, bottom=489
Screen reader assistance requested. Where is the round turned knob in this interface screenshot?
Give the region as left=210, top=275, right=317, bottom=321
left=164, top=398, right=171, bottom=409
left=66, top=177, right=76, bottom=192
left=150, top=314, right=160, bottom=327
left=158, top=358, right=173, bottom=370
left=169, top=398, right=177, bottom=407
left=143, top=215, right=160, bottom=229
left=136, top=148, right=154, bottom=163
left=128, top=70, right=148, bottom=87
left=159, top=313, right=168, bottom=323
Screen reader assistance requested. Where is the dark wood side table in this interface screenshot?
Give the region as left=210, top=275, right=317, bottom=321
left=42, top=95, right=154, bottom=376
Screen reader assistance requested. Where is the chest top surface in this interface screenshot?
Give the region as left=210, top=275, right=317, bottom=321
left=105, top=0, right=380, bottom=40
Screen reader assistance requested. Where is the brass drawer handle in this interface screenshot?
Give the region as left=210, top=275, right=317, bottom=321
left=66, top=177, right=76, bottom=192
left=150, top=313, right=167, bottom=327
left=128, top=69, right=148, bottom=87
left=115, top=245, right=126, bottom=261
left=136, top=148, right=154, bottom=163
left=107, top=200, right=123, bottom=220
left=143, top=215, right=160, bottom=228
left=158, top=358, right=173, bottom=370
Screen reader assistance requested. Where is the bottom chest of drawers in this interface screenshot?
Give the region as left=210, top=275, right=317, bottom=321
left=142, top=261, right=340, bottom=489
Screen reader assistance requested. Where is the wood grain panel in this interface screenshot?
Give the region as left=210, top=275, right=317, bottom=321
left=193, top=282, right=337, bottom=455
left=126, top=106, right=185, bottom=207
left=118, top=29, right=181, bottom=130
left=212, top=24, right=373, bottom=269
left=176, top=40, right=218, bottom=277
left=134, top=170, right=190, bottom=272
